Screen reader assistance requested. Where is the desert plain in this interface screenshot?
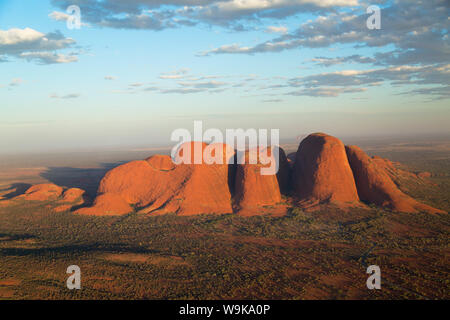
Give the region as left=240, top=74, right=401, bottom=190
left=0, top=134, right=449, bottom=299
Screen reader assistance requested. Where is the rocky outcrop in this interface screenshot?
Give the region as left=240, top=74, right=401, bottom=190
left=76, top=142, right=234, bottom=216
left=233, top=147, right=287, bottom=215
left=3, top=133, right=444, bottom=216
left=4, top=184, right=88, bottom=212
left=61, top=188, right=86, bottom=203
left=345, top=145, right=445, bottom=214
left=54, top=188, right=88, bottom=212
left=293, top=133, right=360, bottom=208
left=18, top=183, right=64, bottom=201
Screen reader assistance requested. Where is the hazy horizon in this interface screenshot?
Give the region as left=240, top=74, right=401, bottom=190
left=2, top=130, right=450, bottom=156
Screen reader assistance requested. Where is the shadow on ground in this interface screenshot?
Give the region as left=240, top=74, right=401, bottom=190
left=1, top=183, right=32, bottom=199
left=40, top=162, right=125, bottom=197
left=0, top=237, right=161, bottom=257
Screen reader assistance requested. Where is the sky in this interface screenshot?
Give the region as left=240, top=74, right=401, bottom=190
left=0, top=0, right=449, bottom=154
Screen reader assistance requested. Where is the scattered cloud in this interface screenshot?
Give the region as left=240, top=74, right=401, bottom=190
left=200, top=0, right=449, bottom=67
left=197, top=0, right=449, bottom=99
left=397, top=85, right=450, bottom=101
left=129, top=82, right=144, bottom=87
left=262, top=98, right=284, bottom=103
left=48, top=11, right=89, bottom=27
left=159, top=88, right=204, bottom=94
left=50, top=0, right=359, bottom=30
left=159, top=68, right=190, bottom=80
left=265, top=26, right=288, bottom=34
left=288, top=87, right=366, bottom=97
left=198, top=43, right=251, bottom=56
left=0, top=27, right=78, bottom=64
left=112, top=71, right=271, bottom=95
left=50, top=93, right=81, bottom=99
left=310, top=55, right=376, bottom=66
left=279, top=64, right=450, bottom=98
left=177, top=80, right=227, bottom=89
left=104, top=75, right=118, bottom=80
left=20, top=51, right=78, bottom=64
left=49, top=11, right=71, bottom=21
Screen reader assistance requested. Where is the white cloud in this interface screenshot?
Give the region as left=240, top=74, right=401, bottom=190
left=177, top=80, right=227, bottom=89
left=129, top=82, right=144, bottom=87
left=197, top=0, right=449, bottom=100
left=288, top=87, right=366, bottom=97
left=0, top=27, right=78, bottom=64
left=282, top=64, right=450, bottom=98
left=198, top=44, right=251, bottom=56
left=49, top=11, right=89, bottom=27
left=48, top=11, right=71, bottom=22
left=201, top=0, right=449, bottom=65
left=50, top=0, right=359, bottom=30
left=266, top=26, right=288, bottom=34
left=50, top=93, right=81, bottom=99
left=0, top=28, right=44, bottom=45
left=211, top=0, right=358, bottom=13
left=310, top=55, right=376, bottom=66
left=159, top=68, right=190, bottom=79
left=20, top=52, right=77, bottom=64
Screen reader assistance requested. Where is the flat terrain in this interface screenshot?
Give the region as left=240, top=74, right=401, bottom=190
left=0, top=137, right=449, bottom=299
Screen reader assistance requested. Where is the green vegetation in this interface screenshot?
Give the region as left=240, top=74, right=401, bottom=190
left=0, top=200, right=448, bottom=300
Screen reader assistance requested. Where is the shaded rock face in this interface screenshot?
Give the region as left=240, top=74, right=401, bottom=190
left=76, top=142, right=234, bottom=216
left=345, top=145, right=445, bottom=214
left=53, top=187, right=88, bottom=212
left=233, top=147, right=283, bottom=215
left=276, top=147, right=290, bottom=194
left=293, top=133, right=359, bottom=206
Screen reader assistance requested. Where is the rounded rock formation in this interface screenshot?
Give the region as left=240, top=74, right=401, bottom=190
left=19, top=183, right=64, bottom=201
left=293, top=133, right=359, bottom=207
left=76, top=142, right=235, bottom=216
left=345, top=145, right=445, bottom=214
left=234, top=147, right=286, bottom=215
left=146, top=154, right=176, bottom=171
left=53, top=188, right=88, bottom=212
left=61, top=188, right=86, bottom=203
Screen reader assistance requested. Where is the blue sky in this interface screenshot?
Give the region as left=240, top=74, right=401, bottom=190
left=0, top=0, right=449, bottom=153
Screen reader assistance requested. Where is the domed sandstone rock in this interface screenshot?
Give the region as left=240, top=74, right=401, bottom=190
left=345, top=145, right=445, bottom=214
left=234, top=147, right=287, bottom=216
left=293, top=133, right=359, bottom=207
left=77, top=142, right=234, bottom=216
left=19, top=183, right=64, bottom=201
